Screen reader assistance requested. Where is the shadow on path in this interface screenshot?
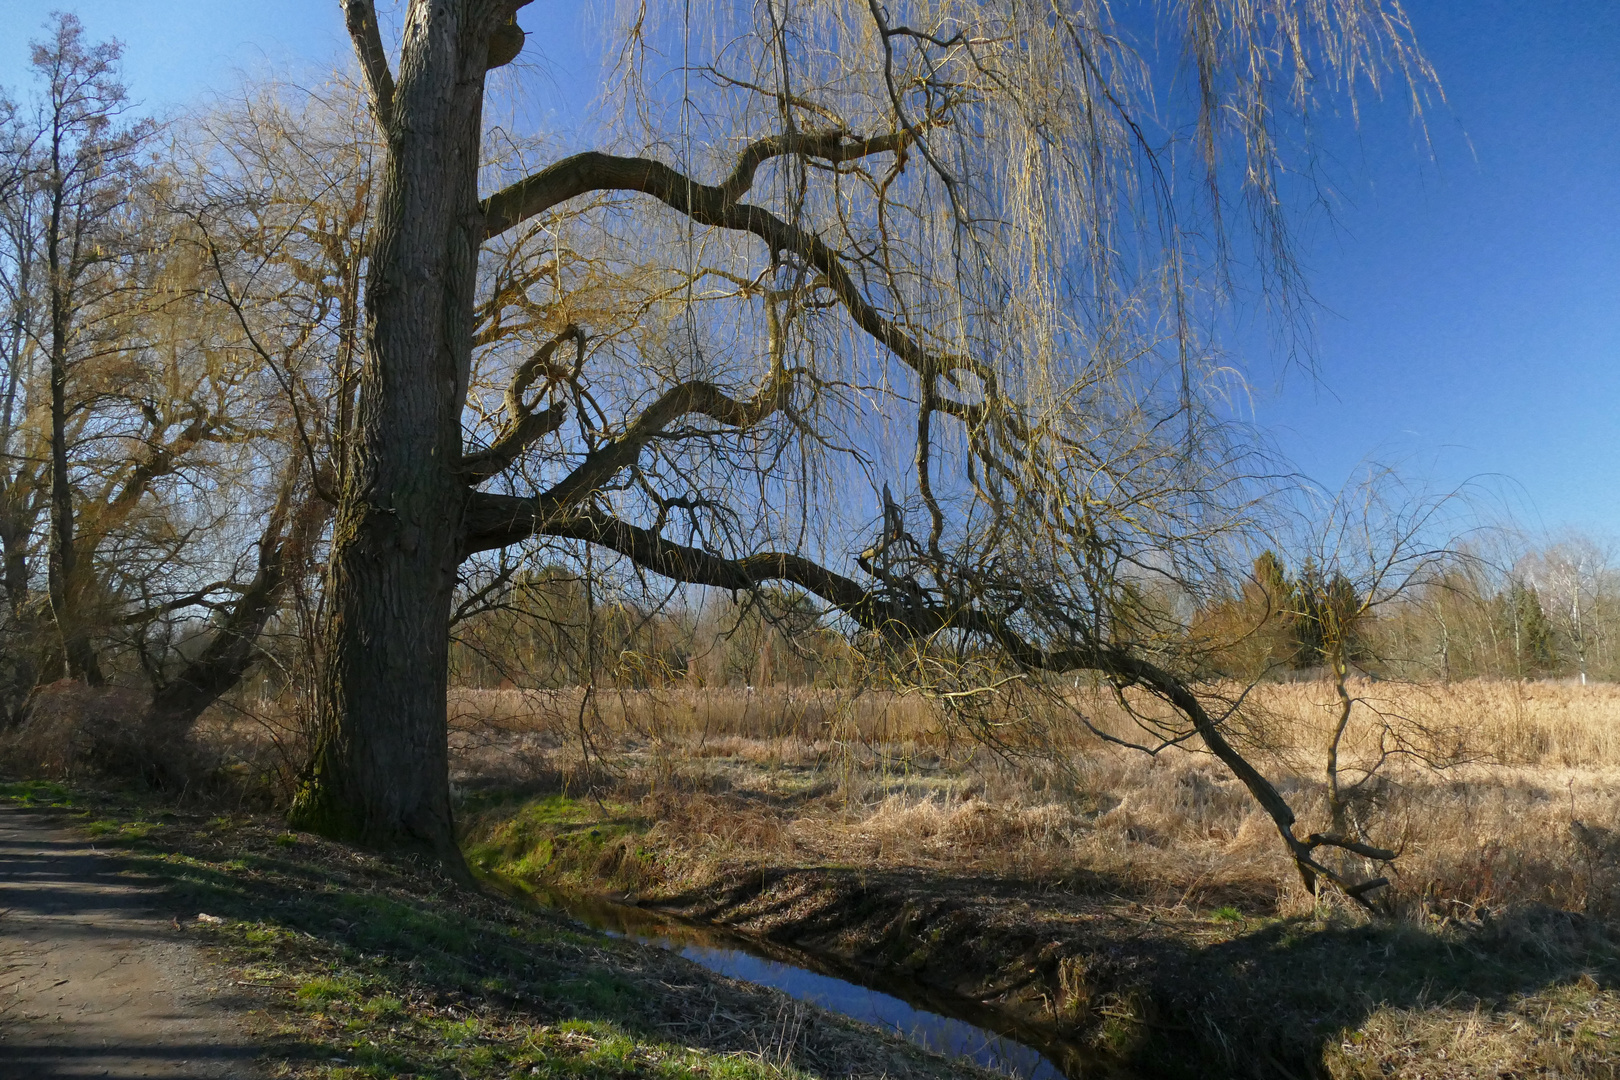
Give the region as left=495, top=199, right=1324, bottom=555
left=0, top=807, right=265, bottom=1079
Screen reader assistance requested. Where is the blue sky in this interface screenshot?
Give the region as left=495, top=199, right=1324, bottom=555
left=2, top=1, right=1615, bottom=537
left=1252, top=0, right=1620, bottom=539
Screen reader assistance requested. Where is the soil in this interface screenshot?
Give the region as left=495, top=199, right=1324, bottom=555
left=650, top=865, right=1204, bottom=1043
left=0, top=806, right=265, bottom=1079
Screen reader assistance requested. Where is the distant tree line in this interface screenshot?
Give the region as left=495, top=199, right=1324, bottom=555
left=1194, top=540, right=1615, bottom=683
left=439, top=533, right=1620, bottom=692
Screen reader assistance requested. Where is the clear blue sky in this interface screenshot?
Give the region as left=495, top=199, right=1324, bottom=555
left=1253, top=0, right=1620, bottom=540
left=2, top=1, right=1615, bottom=537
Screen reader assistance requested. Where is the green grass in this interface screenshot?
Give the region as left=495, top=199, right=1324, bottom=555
left=296, top=976, right=359, bottom=1004
left=0, top=780, right=978, bottom=1080
left=462, top=793, right=662, bottom=893
left=0, top=779, right=75, bottom=807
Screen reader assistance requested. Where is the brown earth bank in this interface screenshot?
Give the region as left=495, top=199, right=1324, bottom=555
left=461, top=770, right=1620, bottom=1079
left=640, top=861, right=1619, bottom=1077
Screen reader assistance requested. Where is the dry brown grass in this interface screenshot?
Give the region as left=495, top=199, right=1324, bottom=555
left=1248, top=678, right=1620, bottom=770
left=448, top=679, right=1620, bottom=921
left=8, top=677, right=1612, bottom=1075
left=450, top=677, right=1620, bottom=768
left=448, top=685, right=940, bottom=745
left=1323, top=973, right=1618, bottom=1080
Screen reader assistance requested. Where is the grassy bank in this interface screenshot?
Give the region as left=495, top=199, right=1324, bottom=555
left=464, top=789, right=1620, bottom=1077
left=0, top=779, right=991, bottom=1080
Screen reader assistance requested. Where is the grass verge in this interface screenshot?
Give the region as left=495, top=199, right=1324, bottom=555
left=0, top=779, right=990, bottom=1080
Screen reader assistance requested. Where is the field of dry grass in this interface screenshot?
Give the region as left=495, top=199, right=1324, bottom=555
left=449, top=679, right=1620, bottom=921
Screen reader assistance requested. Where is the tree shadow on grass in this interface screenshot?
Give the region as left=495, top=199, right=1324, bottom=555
left=1127, top=904, right=1618, bottom=1078
left=88, top=809, right=993, bottom=1080
left=653, top=859, right=1618, bottom=1079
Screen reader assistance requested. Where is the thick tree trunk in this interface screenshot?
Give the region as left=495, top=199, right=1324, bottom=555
left=288, top=2, right=500, bottom=864
left=46, top=327, right=101, bottom=685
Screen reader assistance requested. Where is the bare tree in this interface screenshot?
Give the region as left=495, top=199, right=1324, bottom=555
left=287, top=0, right=1435, bottom=883
left=1288, top=473, right=1471, bottom=900
left=23, top=15, right=159, bottom=683
left=1524, top=536, right=1614, bottom=686
left=136, top=78, right=383, bottom=730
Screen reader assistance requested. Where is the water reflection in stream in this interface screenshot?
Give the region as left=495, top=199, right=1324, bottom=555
left=521, top=886, right=1077, bottom=1079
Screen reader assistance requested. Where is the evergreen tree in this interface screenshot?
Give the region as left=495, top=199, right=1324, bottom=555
left=1295, top=563, right=1368, bottom=671
left=1495, top=579, right=1557, bottom=677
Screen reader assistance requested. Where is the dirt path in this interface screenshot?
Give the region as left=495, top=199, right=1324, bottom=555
left=0, top=806, right=265, bottom=1079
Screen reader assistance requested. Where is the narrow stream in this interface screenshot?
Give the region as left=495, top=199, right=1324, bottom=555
left=519, top=886, right=1094, bottom=1079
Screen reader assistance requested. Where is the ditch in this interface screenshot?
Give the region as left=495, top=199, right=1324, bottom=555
left=515, top=883, right=1103, bottom=1079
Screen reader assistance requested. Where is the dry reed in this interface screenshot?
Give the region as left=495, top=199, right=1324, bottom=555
left=449, top=679, right=1620, bottom=920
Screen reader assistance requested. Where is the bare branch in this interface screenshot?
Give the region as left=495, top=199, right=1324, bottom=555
left=716, top=128, right=918, bottom=203
left=116, top=581, right=241, bottom=626
left=107, top=411, right=220, bottom=517
left=535, top=363, right=797, bottom=510
left=460, top=324, right=584, bottom=483
left=342, top=0, right=395, bottom=131
left=455, top=498, right=1330, bottom=897
left=484, top=129, right=917, bottom=237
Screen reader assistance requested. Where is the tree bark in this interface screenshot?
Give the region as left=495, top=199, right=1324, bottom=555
left=288, top=1, right=505, bottom=865
left=0, top=498, right=32, bottom=621
left=44, top=149, right=101, bottom=686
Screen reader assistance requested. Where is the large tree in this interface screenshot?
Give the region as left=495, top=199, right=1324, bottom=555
left=290, top=0, right=1432, bottom=897
left=23, top=16, right=155, bottom=684
left=0, top=18, right=292, bottom=725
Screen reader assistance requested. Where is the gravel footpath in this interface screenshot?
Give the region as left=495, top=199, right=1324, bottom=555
left=0, top=806, right=265, bottom=1079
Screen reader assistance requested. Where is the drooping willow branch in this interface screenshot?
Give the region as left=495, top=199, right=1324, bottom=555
left=459, top=51, right=1399, bottom=907
left=460, top=496, right=1391, bottom=903
left=479, top=148, right=1001, bottom=430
